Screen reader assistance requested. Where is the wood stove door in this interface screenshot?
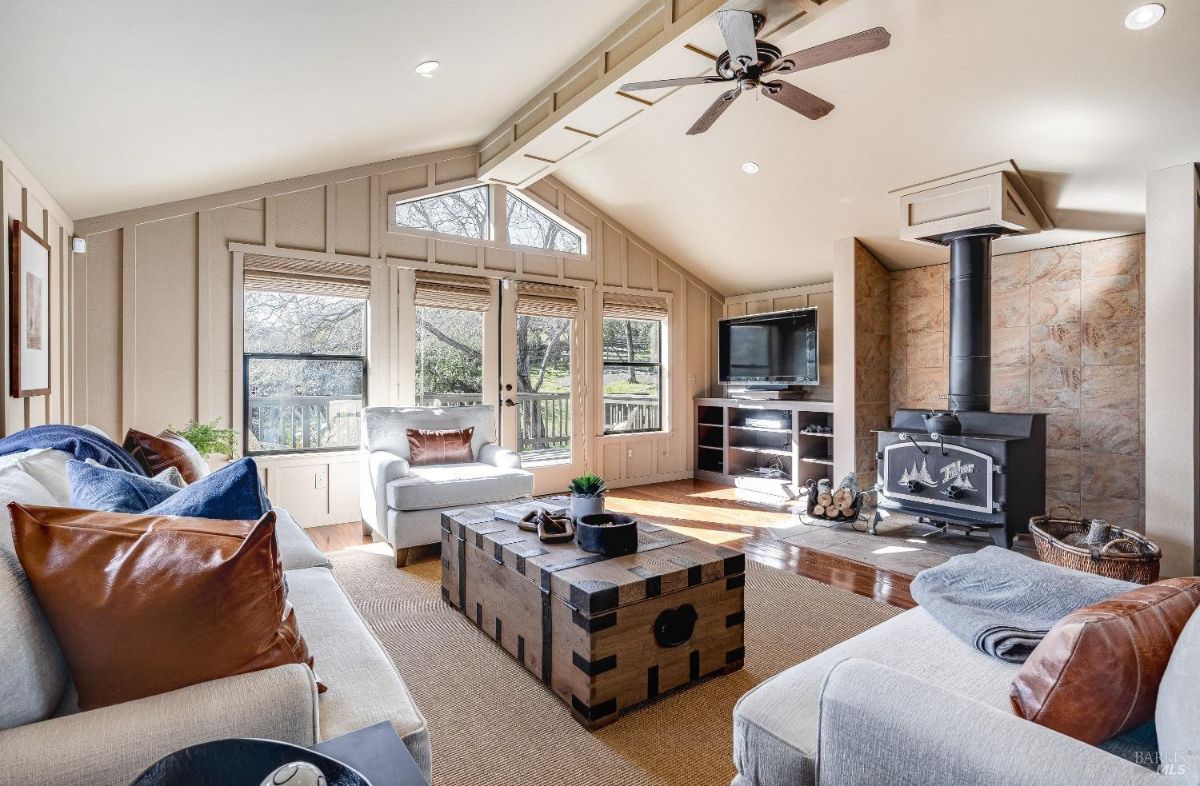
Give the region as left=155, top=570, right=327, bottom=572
left=881, top=441, right=994, bottom=515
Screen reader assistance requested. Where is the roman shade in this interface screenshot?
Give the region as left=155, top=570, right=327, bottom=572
left=243, top=254, right=371, bottom=299
left=414, top=272, right=492, bottom=312
left=516, top=282, right=580, bottom=319
left=603, top=291, right=669, bottom=320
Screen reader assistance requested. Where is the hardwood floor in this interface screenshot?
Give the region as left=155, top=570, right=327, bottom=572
left=307, top=478, right=917, bottom=609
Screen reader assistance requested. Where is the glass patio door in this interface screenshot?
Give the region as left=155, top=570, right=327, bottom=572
left=498, top=281, right=586, bottom=494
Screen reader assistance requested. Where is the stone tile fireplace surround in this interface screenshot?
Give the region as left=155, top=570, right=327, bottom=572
left=887, top=234, right=1145, bottom=531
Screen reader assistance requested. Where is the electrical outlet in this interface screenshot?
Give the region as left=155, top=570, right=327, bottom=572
left=627, top=448, right=633, bottom=458
left=314, top=472, right=326, bottom=489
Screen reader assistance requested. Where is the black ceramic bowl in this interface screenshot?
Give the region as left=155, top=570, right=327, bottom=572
left=576, top=513, right=639, bottom=556
left=131, top=738, right=372, bottom=786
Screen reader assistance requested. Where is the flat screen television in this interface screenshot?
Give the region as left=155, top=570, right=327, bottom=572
left=718, top=307, right=818, bottom=388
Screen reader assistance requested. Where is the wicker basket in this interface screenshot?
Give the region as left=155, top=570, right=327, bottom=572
left=1029, top=510, right=1161, bottom=584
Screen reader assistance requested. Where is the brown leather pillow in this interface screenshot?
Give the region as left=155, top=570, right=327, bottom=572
left=407, top=426, right=474, bottom=466
left=1010, top=578, right=1200, bottom=744
left=123, top=428, right=209, bottom=483
left=10, top=503, right=320, bottom=711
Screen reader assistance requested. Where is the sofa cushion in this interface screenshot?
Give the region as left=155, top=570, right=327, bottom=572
left=123, top=428, right=209, bottom=483
left=1157, top=605, right=1200, bottom=777
left=733, top=607, right=1018, bottom=786
left=362, top=405, right=495, bottom=461
left=385, top=462, right=532, bottom=512
left=274, top=507, right=331, bottom=571
left=1011, top=578, right=1200, bottom=745
left=143, top=457, right=270, bottom=520
left=14, top=449, right=73, bottom=504
left=0, top=464, right=59, bottom=554
left=66, top=459, right=181, bottom=513
left=286, top=566, right=431, bottom=779
left=11, top=505, right=317, bottom=711
left=0, top=548, right=68, bottom=730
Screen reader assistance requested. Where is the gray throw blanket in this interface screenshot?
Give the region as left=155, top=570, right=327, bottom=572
left=911, top=546, right=1136, bottom=662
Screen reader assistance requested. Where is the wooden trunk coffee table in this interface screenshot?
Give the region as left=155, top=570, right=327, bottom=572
left=440, top=502, right=746, bottom=730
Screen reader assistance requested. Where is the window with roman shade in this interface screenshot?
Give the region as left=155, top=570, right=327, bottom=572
left=413, top=273, right=492, bottom=406
left=242, top=254, right=370, bottom=455
left=515, top=282, right=580, bottom=319
left=513, top=282, right=580, bottom=460
left=602, top=292, right=667, bottom=434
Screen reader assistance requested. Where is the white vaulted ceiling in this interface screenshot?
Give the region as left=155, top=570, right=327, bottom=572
left=0, top=0, right=643, bottom=218
left=3, top=1, right=1199, bottom=296
left=555, top=0, right=1200, bottom=293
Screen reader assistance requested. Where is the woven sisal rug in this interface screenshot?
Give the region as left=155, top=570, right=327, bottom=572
left=328, top=546, right=899, bottom=786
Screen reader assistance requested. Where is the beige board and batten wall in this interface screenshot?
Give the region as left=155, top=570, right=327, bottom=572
left=0, top=135, right=73, bottom=434
left=72, top=146, right=723, bottom=525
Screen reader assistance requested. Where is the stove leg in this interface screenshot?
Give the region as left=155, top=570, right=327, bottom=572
left=868, top=509, right=881, bottom=536
left=989, top=528, right=1011, bottom=549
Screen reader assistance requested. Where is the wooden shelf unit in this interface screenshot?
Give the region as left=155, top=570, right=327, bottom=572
left=693, top=397, right=836, bottom=500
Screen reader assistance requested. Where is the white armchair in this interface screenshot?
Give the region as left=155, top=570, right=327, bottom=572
left=359, top=405, right=533, bottom=566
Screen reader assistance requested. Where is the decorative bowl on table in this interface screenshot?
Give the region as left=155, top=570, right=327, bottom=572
left=576, top=513, right=639, bottom=557
left=131, top=738, right=372, bottom=786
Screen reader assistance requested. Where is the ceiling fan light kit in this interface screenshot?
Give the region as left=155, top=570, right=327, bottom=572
left=620, top=9, right=891, bottom=135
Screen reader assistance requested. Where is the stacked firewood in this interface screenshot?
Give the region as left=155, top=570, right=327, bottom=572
left=806, top=473, right=862, bottom=521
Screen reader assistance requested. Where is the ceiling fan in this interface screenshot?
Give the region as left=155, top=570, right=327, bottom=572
left=620, top=10, right=891, bottom=135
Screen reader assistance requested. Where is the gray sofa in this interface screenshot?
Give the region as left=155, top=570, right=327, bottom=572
left=359, top=404, right=532, bottom=566
left=0, top=448, right=430, bottom=785
left=733, top=602, right=1197, bottom=786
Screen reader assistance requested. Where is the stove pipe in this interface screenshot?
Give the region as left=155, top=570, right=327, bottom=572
left=945, top=230, right=1000, bottom=412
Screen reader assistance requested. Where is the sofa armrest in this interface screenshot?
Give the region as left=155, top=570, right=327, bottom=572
left=360, top=450, right=411, bottom=532
left=478, top=442, right=522, bottom=470
left=0, top=663, right=318, bottom=786
left=816, top=659, right=1161, bottom=786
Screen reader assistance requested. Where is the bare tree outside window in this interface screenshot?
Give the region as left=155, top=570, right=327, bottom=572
left=506, top=192, right=583, bottom=254
left=244, top=291, right=367, bottom=453
left=414, top=306, right=484, bottom=405
left=395, top=185, right=489, bottom=239
left=602, top=317, right=662, bottom=433
left=516, top=315, right=572, bottom=457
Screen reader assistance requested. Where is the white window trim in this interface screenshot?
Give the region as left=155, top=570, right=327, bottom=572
left=388, top=181, right=493, bottom=243
left=505, top=189, right=590, bottom=258
left=598, top=313, right=667, bottom=437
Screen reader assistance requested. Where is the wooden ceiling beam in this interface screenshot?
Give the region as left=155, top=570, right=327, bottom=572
left=475, top=0, right=848, bottom=188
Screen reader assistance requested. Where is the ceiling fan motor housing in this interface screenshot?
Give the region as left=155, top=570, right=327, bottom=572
left=716, top=43, right=783, bottom=81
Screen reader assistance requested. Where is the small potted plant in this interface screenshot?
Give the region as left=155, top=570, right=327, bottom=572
left=169, top=417, right=238, bottom=471
left=568, top=473, right=607, bottom=521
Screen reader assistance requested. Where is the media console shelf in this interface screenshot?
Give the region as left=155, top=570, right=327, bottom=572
left=694, top=397, right=835, bottom=501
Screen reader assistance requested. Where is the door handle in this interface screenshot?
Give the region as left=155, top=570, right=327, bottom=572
left=504, top=399, right=516, bottom=407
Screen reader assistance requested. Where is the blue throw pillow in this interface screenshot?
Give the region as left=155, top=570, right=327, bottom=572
left=144, top=457, right=271, bottom=520
left=67, top=460, right=180, bottom=513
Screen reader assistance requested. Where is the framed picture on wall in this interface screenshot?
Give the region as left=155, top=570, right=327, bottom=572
left=10, top=219, right=51, bottom=397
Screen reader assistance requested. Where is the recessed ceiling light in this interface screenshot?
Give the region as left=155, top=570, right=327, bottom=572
left=741, top=161, right=760, bottom=174
left=1125, top=3, right=1165, bottom=29
left=415, top=60, right=440, bottom=77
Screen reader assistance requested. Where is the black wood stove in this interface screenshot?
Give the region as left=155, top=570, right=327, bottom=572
left=873, top=228, right=1047, bottom=547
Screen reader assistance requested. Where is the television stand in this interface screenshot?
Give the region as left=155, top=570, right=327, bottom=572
left=727, top=388, right=810, bottom=401
left=694, top=396, right=836, bottom=502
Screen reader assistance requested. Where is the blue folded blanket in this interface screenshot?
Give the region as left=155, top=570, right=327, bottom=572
left=911, top=546, right=1137, bottom=663
left=0, top=424, right=145, bottom=475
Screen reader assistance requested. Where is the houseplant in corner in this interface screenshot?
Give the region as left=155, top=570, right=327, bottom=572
left=568, top=473, right=606, bottom=521
left=169, top=417, right=238, bottom=471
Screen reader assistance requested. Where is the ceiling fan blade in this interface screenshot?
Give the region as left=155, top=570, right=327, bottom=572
left=716, top=9, right=759, bottom=67
left=761, top=81, right=834, bottom=120
left=774, top=27, right=891, bottom=74
left=620, top=75, right=729, bottom=92
left=686, top=88, right=741, bottom=135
